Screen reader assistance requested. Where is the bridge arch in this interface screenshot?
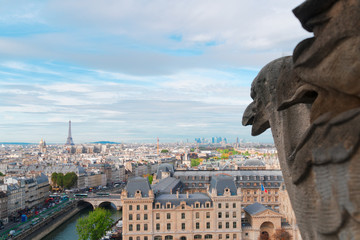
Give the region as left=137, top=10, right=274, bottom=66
left=78, top=198, right=122, bottom=211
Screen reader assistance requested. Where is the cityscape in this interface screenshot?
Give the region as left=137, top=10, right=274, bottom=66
left=0, top=0, right=347, bottom=240
left=0, top=121, right=300, bottom=240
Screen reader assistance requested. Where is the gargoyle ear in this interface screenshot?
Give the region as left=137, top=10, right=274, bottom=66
left=277, top=84, right=318, bottom=111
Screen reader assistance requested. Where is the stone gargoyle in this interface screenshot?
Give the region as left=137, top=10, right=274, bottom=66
left=242, top=0, right=360, bottom=239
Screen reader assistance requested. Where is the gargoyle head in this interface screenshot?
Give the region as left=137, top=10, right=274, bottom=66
left=242, top=57, right=293, bottom=136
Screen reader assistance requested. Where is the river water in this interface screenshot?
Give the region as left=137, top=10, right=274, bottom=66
left=42, top=206, right=122, bottom=240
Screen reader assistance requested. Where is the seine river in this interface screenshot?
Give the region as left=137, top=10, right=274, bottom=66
left=42, top=206, right=122, bottom=240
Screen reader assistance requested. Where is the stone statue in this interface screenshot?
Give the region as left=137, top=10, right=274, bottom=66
left=242, top=0, right=360, bottom=239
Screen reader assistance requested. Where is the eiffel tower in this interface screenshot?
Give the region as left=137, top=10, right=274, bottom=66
left=65, top=120, right=75, bottom=145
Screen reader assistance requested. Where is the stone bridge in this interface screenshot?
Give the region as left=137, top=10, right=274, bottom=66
left=77, top=194, right=122, bottom=210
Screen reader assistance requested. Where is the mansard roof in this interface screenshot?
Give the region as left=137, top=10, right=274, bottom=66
left=152, top=177, right=182, bottom=195
left=209, top=174, right=237, bottom=196
left=154, top=193, right=211, bottom=207
left=126, top=176, right=151, bottom=197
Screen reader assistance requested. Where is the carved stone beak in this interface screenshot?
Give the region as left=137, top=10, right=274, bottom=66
left=242, top=102, right=255, bottom=126
left=242, top=102, right=270, bottom=136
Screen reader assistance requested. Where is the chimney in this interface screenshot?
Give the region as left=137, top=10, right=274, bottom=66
left=176, top=191, right=179, bottom=198
left=186, top=191, right=189, bottom=199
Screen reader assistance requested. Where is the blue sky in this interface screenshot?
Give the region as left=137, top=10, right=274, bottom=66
left=0, top=0, right=310, bottom=143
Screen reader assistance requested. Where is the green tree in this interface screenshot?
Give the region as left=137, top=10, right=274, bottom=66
left=191, top=158, right=202, bottom=167
left=63, top=172, right=78, bottom=189
left=51, top=172, right=58, bottom=186
left=76, top=208, right=114, bottom=240
left=148, top=175, right=153, bottom=184
left=161, top=149, right=169, bottom=153
left=57, top=173, right=64, bottom=188
left=0, top=172, right=4, bottom=176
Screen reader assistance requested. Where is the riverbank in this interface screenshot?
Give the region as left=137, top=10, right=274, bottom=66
left=13, top=201, right=86, bottom=240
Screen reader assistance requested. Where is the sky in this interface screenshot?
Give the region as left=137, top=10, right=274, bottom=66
left=0, top=0, right=311, bottom=144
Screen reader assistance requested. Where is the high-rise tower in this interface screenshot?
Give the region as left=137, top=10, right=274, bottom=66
left=65, top=120, right=75, bottom=145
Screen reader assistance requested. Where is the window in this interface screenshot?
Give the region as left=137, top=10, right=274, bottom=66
left=245, top=233, right=249, bottom=236
left=226, top=234, right=230, bottom=239
left=182, top=223, right=185, bottom=230
left=167, top=213, right=171, bottom=219
left=206, top=212, right=210, bottom=218
left=205, top=235, right=213, bottom=239
left=206, top=202, right=210, bottom=208
left=144, top=214, right=148, bottom=220
left=137, top=205, right=140, bottom=210
left=137, top=237, right=140, bottom=240
left=226, top=222, right=229, bottom=229
left=196, top=212, right=200, bottom=218
left=156, top=203, right=160, bottom=209
left=194, top=235, right=202, bottom=239
left=129, top=237, right=133, bottom=240
left=233, top=222, right=237, bottom=228
left=226, top=203, right=229, bottom=208
left=218, top=203, right=221, bottom=208
left=225, top=212, right=229, bottom=218
left=196, top=203, right=199, bottom=208
left=167, top=223, right=171, bottom=230
left=254, top=191, right=257, bottom=194
left=233, top=212, right=236, bottom=218
left=144, top=205, right=148, bottom=210
left=233, top=234, right=236, bottom=239
left=129, top=205, right=133, bottom=211
left=181, top=204, right=185, bottom=209
left=156, top=223, right=160, bottom=231
left=129, top=224, right=133, bottom=231
left=144, top=224, right=148, bottom=231
left=219, top=234, right=222, bottom=239
left=233, top=203, right=236, bottom=208
left=218, top=222, right=222, bottom=229
left=144, top=237, right=148, bottom=240
left=137, top=214, right=140, bottom=220
left=129, top=214, right=133, bottom=220
left=156, top=213, right=160, bottom=219
left=206, top=222, right=210, bottom=229
left=181, top=213, right=185, bottom=219
left=167, top=204, right=171, bottom=208
left=218, top=212, right=222, bottom=218
left=136, top=224, right=140, bottom=231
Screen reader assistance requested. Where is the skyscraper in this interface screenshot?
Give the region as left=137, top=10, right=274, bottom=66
left=65, top=120, right=75, bottom=145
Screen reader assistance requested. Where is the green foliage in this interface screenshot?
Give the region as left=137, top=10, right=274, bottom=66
left=148, top=175, right=153, bottom=184
left=57, top=173, right=64, bottom=188
left=190, top=148, right=195, bottom=152
left=63, top=172, right=78, bottom=189
left=243, top=151, right=250, bottom=156
left=51, top=172, right=78, bottom=189
left=76, top=208, right=114, bottom=240
left=191, top=158, right=202, bottom=167
left=160, top=149, right=169, bottom=153
left=51, top=172, right=58, bottom=186
left=0, top=172, right=4, bottom=176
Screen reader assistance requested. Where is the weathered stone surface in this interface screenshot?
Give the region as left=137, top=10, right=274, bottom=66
left=242, top=0, right=360, bottom=239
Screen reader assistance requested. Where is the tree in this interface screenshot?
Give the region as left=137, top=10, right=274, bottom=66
left=191, top=158, right=202, bottom=167
left=76, top=208, right=114, bottom=240
left=51, top=172, right=58, bottom=186
left=272, top=229, right=293, bottom=240
left=63, top=172, right=78, bottom=189
left=0, top=172, right=4, bottom=176
left=161, top=149, right=169, bottom=153
left=57, top=173, right=64, bottom=188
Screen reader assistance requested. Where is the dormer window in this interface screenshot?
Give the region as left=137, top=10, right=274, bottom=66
left=136, top=190, right=140, bottom=194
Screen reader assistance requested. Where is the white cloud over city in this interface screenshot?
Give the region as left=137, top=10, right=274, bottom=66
left=0, top=0, right=310, bottom=143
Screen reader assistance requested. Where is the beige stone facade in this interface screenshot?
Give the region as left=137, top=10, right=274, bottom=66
left=121, top=175, right=242, bottom=240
